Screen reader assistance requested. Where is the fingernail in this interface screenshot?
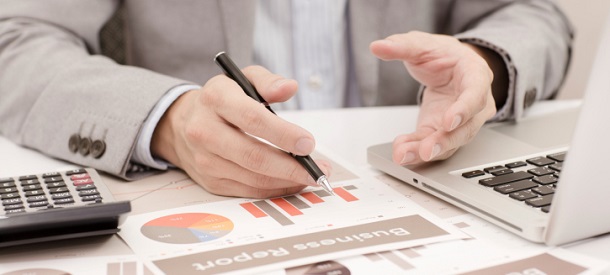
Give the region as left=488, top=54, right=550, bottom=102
left=429, top=144, right=441, bottom=161
left=295, top=138, right=314, bottom=155
left=272, top=79, right=290, bottom=90
left=377, top=39, right=394, bottom=47
left=400, top=152, right=416, bottom=164
left=450, top=115, right=462, bottom=131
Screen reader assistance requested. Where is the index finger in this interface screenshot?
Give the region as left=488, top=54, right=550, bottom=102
left=369, top=31, right=458, bottom=63
left=206, top=75, right=316, bottom=156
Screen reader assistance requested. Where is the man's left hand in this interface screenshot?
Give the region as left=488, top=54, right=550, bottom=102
left=370, top=31, right=499, bottom=165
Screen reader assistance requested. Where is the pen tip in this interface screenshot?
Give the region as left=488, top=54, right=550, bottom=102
left=317, top=176, right=334, bottom=196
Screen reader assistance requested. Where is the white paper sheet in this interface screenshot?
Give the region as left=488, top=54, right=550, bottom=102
left=118, top=149, right=465, bottom=274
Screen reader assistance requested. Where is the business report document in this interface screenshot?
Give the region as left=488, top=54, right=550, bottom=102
left=118, top=148, right=465, bottom=274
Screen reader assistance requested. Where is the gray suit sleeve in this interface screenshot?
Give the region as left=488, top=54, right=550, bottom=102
left=451, top=0, right=574, bottom=121
left=0, top=1, right=188, bottom=179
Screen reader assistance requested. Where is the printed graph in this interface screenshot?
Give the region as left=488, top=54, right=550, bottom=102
left=240, top=185, right=360, bottom=226
left=141, top=213, right=234, bottom=244
left=107, top=260, right=154, bottom=275
left=286, top=261, right=350, bottom=275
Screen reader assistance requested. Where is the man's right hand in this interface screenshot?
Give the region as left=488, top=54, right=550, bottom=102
left=151, top=66, right=330, bottom=198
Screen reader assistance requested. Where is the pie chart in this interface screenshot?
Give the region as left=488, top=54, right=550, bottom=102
left=140, top=213, right=234, bottom=244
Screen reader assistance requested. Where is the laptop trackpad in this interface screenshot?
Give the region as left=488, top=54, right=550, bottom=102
left=487, top=108, right=579, bottom=149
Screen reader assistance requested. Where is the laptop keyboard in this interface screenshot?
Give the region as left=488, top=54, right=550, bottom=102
left=461, top=151, right=566, bottom=213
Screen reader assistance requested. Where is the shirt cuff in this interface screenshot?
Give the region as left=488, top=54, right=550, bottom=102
left=131, top=84, right=201, bottom=170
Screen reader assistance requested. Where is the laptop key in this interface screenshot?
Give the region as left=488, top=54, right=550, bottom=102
left=549, top=162, right=563, bottom=172
left=505, top=161, right=527, bottom=169
left=526, top=194, right=554, bottom=207
left=533, top=175, right=558, bottom=185
left=494, top=179, right=538, bottom=194
left=526, top=157, right=555, bottom=166
left=547, top=152, right=566, bottom=162
left=509, top=190, right=538, bottom=201
left=483, top=166, right=505, bottom=173
left=479, top=171, right=534, bottom=187
left=491, top=168, right=513, bottom=176
left=532, top=185, right=555, bottom=195
left=528, top=167, right=554, bottom=176
left=462, top=170, right=485, bottom=178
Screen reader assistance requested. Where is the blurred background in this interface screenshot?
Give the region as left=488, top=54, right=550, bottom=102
left=557, top=0, right=610, bottom=99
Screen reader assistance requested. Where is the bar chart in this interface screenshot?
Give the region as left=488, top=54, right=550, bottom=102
left=240, top=185, right=360, bottom=226
left=107, top=260, right=154, bottom=275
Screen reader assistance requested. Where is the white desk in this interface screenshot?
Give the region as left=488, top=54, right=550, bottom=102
left=2, top=100, right=610, bottom=273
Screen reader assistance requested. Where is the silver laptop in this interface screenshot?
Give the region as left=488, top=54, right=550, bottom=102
left=368, top=19, right=610, bottom=246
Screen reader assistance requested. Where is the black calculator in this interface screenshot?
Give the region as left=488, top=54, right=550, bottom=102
left=0, top=168, right=131, bottom=247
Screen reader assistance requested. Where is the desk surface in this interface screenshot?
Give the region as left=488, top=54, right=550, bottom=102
left=2, top=100, right=610, bottom=273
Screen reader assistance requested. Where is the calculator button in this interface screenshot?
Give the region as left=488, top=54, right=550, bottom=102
left=0, top=177, right=14, bottom=183
left=18, top=175, right=37, bottom=181
left=0, top=181, right=16, bottom=188
left=20, top=179, right=40, bottom=186
left=26, top=195, right=48, bottom=203
left=0, top=187, right=18, bottom=194
left=54, top=198, right=75, bottom=205
left=81, top=194, right=103, bottom=202
left=70, top=174, right=91, bottom=180
left=46, top=181, right=67, bottom=188
left=4, top=203, right=25, bottom=210
left=44, top=177, right=64, bottom=183
left=78, top=189, right=99, bottom=197
left=24, top=190, right=45, bottom=197
left=42, top=172, right=61, bottom=178
left=22, top=184, right=42, bottom=191
left=6, top=208, right=26, bottom=214
left=0, top=193, right=19, bottom=200
left=88, top=197, right=102, bottom=205
left=65, top=169, right=87, bottom=175
left=76, top=184, right=96, bottom=191
left=49, top=187, right=69, bottom=194
left=51, top=192, right=72, bottom=200
left=72, top=178, right=94, bottom=186
left=29, top=201, right=50, bottom=208
left=2, top=198, right=23, bottom=205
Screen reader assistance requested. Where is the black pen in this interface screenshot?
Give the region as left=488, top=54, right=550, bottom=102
left=214, top=51, right=334, bottom=195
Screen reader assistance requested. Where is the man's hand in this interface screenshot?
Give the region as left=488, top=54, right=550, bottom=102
left=151, top=66, right=330, bottom=198
left=370, top=31, right=502, bottom=165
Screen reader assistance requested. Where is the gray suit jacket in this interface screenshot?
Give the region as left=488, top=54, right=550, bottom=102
left=0, top=0, right=572, bottom=179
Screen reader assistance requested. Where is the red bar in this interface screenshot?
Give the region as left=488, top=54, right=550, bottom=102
left=300, top=192, right=324, bottom=204
left=240, top=202, right=267, bottom=218
left=270, top=198, right=303, bottom=216
left=334, top=187, right=358, bottom=202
